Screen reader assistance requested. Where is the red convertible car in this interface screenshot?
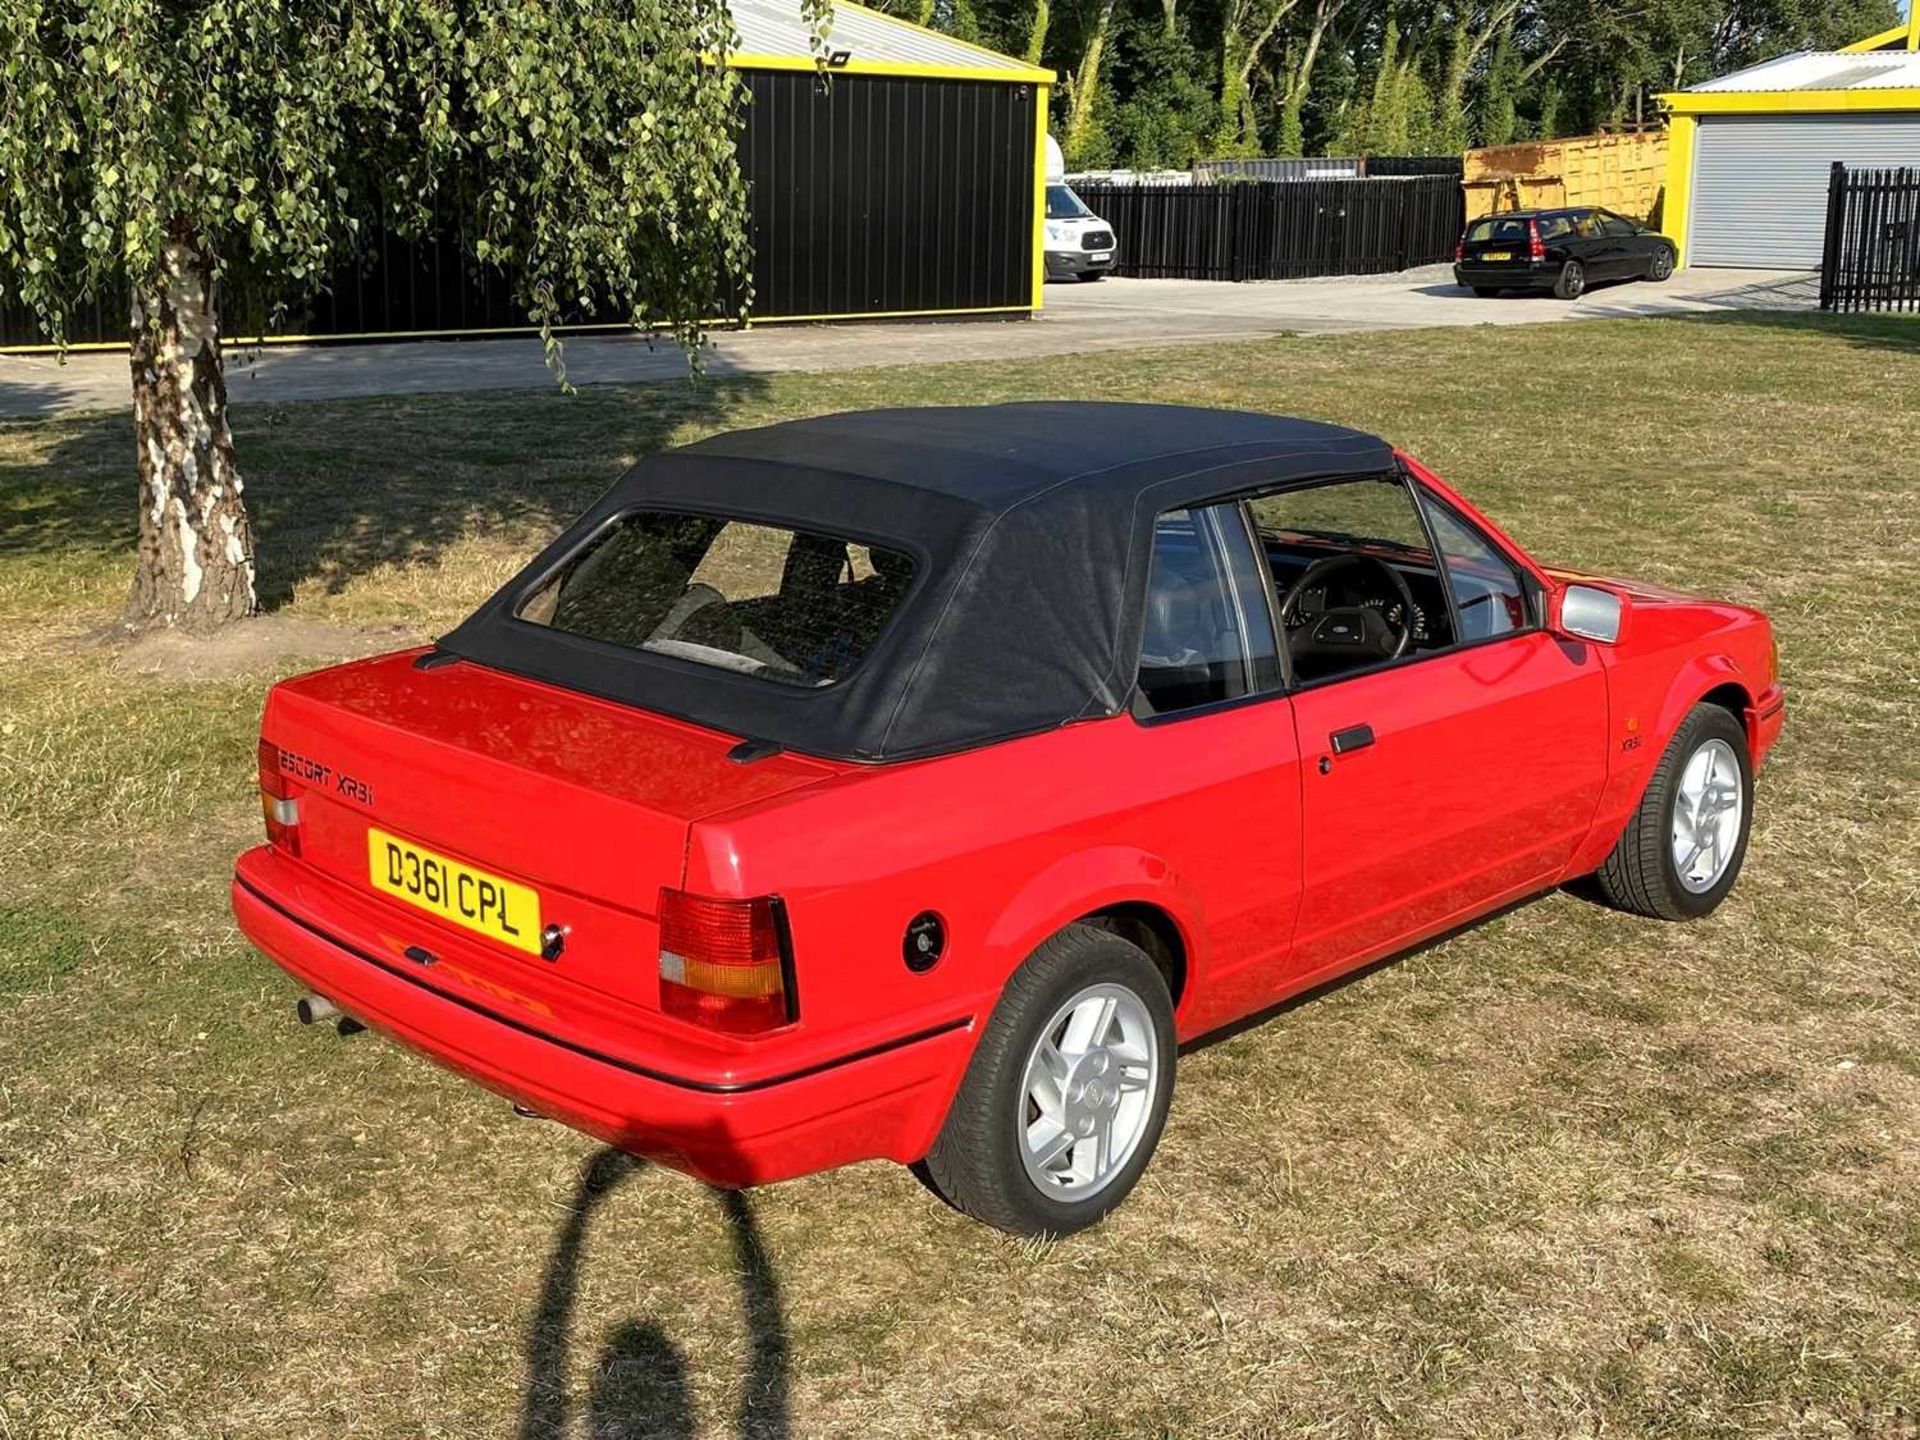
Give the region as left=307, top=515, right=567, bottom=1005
left=234, top=404, right=1784, bottom=1235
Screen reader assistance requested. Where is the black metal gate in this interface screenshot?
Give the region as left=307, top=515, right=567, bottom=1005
left=1819, top=163, right=1920, bottom=313
left=1070, top=176, right=1462, bottom=282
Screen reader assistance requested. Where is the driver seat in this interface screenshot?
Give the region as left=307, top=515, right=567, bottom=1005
left=1138, top=574, right=1244, bottom=711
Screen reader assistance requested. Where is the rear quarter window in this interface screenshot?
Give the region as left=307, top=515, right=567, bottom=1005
left=515, top=512, right=914, bottom=688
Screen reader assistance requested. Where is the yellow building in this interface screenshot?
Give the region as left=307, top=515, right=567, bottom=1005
left=1659, top=17, right=1920, bottom=268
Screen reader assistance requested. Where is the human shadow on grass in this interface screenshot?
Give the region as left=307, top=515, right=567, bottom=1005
left=519, top=1146, right=788, bottom=1440
left=0, top=369, right=769, bottom=616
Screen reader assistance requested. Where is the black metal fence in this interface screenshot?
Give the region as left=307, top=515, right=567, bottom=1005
left=1820, top=163, right=1920, bottom=314
left=1072, top=175, right=1463, bottom=282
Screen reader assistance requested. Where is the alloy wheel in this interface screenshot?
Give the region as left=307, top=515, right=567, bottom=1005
left=1671, top=737, right=1744, bottom=893
left=1017, top=983, right=1160, bottom=1198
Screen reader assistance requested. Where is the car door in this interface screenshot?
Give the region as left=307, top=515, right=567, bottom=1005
left=1599, top=210, right=1652, bottom=275
left=1568, top=209, right=1621, bottom=276
left=1126, top=503, right=1308, bottom=1027
left=1257, top=472, right=1610, bottom=983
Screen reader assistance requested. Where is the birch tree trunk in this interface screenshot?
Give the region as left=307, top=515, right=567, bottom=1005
left=123, top=240, right=257, bottom=632
left=1276, top=0, right=1342, bottom=154
left=1063, top=0, right=1119, bottom=161
left=1025, top=0, right=1050, bottom=65
left=1216, top=0, right=1296, bottom=152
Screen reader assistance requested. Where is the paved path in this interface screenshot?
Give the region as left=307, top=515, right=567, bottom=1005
left=0, top=265, right=1816, bottom=419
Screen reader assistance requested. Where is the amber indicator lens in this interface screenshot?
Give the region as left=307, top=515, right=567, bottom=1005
left=658, top=889, right=792, bottom=1035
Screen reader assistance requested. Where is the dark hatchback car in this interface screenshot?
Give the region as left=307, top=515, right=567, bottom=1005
left=1454, top=207, right=1677, bottom=300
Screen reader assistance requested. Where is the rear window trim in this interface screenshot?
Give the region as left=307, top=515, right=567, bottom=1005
left=502, top=500, right=932, bottom=700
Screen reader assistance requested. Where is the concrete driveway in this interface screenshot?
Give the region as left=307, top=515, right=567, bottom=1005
left=0, top=265, right=1816, bottom=419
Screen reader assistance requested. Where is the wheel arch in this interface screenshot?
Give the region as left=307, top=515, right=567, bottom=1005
left=1652, top=657, right=1756, bottom=756
left=1077, top=902, right=1190, bottom=1008
left=981, top=846, right=1203, bottom=1014
left=1568, top=653, right=1760, bottom=879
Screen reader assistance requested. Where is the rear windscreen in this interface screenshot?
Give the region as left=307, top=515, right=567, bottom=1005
left=1466, top=217, right=1531, bottom=243
left=514, top=511, right=915, bottom=688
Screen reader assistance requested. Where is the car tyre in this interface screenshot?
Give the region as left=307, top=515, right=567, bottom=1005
left=1553, top=260, right=1586, bottom=300
left=1647, top=245, right=1675, bottom=282
left=1471, top=286, right=1502, bottom=297
left=1595, top=702, right=1753, bottom=921
left=919, top=923, right=1175, bottom=1237
left=1075, top=270, right=1106, bottom=282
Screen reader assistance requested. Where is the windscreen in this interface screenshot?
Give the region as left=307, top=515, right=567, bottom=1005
left=515, top=511, right=915, bottom=688
left=1047, top=184, right=1093, bottom=219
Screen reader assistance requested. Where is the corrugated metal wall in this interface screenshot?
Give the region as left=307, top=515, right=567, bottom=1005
left=1691, top=113, right=1920, bottom=267
left=739, top=71, right=1037, bottom=317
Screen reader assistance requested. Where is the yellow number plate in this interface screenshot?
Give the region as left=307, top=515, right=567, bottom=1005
left=1481, top=250, right=1512, bottom=261
left=368, top=827, right=542, bottom=955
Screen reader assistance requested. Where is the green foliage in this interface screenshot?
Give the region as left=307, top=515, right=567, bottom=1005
left=0, top=0, right=779, bottom=373
left=1537, top=0, right=1898, bottom=136
left=958, top=0, right=1898, bottom=168
left=1107, top=15, right=1218, bottom=167
left=1481, top=23, right=1520, bottom=147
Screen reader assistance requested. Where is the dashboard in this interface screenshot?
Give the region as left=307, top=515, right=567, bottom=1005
left=1266, top=540, right=1457, bottom=652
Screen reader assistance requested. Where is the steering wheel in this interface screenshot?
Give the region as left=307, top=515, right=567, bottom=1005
left=1276, top=552, right=1417, bottom=666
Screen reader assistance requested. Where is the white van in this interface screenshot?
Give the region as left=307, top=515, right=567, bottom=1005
left=1043, top=136, right=1117, bottom=282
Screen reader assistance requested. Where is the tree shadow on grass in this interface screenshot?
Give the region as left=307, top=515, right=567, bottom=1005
left=520, top=1146, right=788, bottom=1440
left=0, top=372, right=768, bottom=613
left=1671, top=306, right=1920, bottom=355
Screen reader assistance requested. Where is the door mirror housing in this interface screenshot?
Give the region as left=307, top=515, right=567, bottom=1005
left=1553, top=584, right=1629, bottom=645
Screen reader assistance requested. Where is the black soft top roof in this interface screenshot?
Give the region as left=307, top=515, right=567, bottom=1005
left=442, top=403, right=1395, bottom=762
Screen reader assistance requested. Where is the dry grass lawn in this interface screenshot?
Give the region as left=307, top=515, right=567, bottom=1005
left=2, top=310, right=1917, bottom=1439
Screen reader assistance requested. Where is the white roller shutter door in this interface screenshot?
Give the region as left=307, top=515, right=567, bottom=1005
left=1690, top=112, right=1920, bottom=268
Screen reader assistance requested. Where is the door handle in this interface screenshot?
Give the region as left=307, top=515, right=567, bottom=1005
left=1329, top=723, right=1375, bottom=755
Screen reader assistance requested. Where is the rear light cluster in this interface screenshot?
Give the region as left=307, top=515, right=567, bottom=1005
left=1453, top=239, right=1464, bottom=263
left=1527, top=219, right=1546, bottom=261
left=257, top=737, right=302, bottom=855
left=657, top=888, right=796, bottom=1036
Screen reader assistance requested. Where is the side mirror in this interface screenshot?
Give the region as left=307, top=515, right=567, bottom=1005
left=1553, top=583, right=1629, bottom=645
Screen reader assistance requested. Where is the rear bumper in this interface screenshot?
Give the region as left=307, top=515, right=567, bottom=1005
left=231, top=849, right=975, bottom=1186
left=1454, top=262, right=1554, bottom=290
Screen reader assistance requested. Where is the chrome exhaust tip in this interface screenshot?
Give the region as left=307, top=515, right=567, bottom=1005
left=296, top=993, right=341, bottom=1026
